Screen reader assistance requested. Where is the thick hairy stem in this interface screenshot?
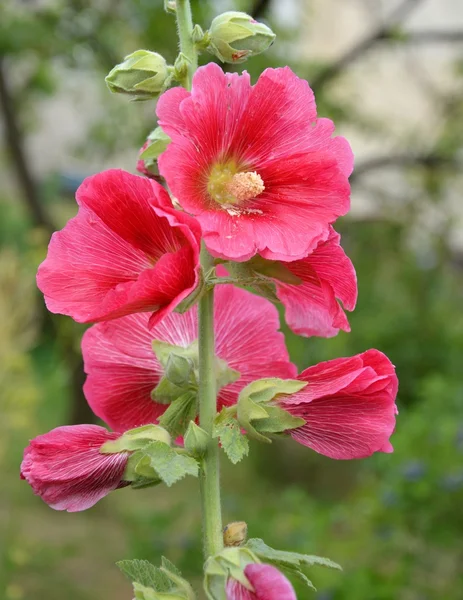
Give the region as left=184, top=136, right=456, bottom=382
left=198, top=246, right=224, bottom=557
left=175, top=0, right=223, bottom=559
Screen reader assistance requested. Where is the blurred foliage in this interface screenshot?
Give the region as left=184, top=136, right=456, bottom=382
left=1, top=1, right=463, bottom=599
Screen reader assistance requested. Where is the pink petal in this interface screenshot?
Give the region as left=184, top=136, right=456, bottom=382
left=282, top=350, right=398, bottom=460
left=157, top=64, right=353, bottom=263
left=226, top=564, right=296, bottom=600
left=37, top=170, right=200, bottom=324
left=83, top=285, right=295, bottom=431
left=276, top=227, right=357, bottom=337
left=20, top=425, right=128, bottom=512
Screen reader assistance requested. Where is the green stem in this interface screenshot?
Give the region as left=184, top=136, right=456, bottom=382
left=174, top=0, right=223, bottom=559
left=175, top=0, right=198, bottom=89
left=198, top=245, right=223, bottom=557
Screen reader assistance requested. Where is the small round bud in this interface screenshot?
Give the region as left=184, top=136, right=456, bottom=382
left=105, top=50, right=171, bottom=99
left=224, top=521, right=248, bottom=547
left=207, top=11, right=276, bottom=64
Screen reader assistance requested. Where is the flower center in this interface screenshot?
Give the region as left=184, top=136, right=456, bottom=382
left=207, top=162, right=265, bottom=206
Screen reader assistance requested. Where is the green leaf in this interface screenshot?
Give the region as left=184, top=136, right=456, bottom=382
left=158, top=392, right=198, bottom=438
left=184, top=421, right=209, bottom=457
left=135, top=441, right=199, bottom=487
left=117, top=559, right=172, bottom=591
left=280, top=565, right=317, bottom=591
left=161, top=556, right=182, bottom=578
left=246, top=538, right=342, bottom=572
left=213, top=408, right=249, bottom=463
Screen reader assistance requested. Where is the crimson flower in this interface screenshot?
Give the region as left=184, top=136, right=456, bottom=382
left=157, top=62, right=352, bottom=263
left=240, top=227, right=357, bottom=337
left=279, top=350, right=398, bottom=459
left=226, top=563, right=296, bottom=600
left=37, top=169, right=201, bottom=327
left=82, top=284, right=296, bottom=432
left=20, top=425, right=129, bottom=512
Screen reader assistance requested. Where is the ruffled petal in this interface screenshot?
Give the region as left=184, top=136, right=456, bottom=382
left=37, top=170, right=201, bottom=323
left=282, top=350, right=398, bottom=459
left=20, top=425, right=128, bottom=512
left=276, top=228, right=357, bottom=337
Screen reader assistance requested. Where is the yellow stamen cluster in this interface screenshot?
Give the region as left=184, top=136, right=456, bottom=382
left=207, top=162, right=265, bottom=206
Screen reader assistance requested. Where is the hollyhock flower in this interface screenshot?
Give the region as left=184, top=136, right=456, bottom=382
left=157, top=62, right=353, bottom=263
left=37, top=169, right=201, bottom=327
left=20, top=425, right=129, bottom=512
left=82, top=284, right=296, bottom=432
left=226, top=563, right=296, bottom=600
left=277, top=349, right=398, bottom=459
left=241, top=227, right=357, bottom=337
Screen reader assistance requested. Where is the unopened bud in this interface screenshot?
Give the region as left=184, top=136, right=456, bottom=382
left=208, top=11, right=275, bottom=64
left=223, top=521, right=248, bottom=547
left=106, top=50, right=171, bottom=99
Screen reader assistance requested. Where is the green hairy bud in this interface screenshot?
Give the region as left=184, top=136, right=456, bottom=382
left=207, top=11, right=275, bottom=64
left=106, top=50, right=171, bottom=99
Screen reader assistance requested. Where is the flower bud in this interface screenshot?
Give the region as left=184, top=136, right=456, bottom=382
left=207, top=11, right=275, bottom=64
left=105, top=50, right=171, bottom=99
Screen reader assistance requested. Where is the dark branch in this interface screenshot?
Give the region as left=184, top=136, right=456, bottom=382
left=251, top=0, right=272, bottom=19
left=401, top=30, right=463, bottom=44
left=351, top=153, right=460, bottom=182
left=0, top=57, right=53, bottom=232
left=311, top=0, right=423, bottom=89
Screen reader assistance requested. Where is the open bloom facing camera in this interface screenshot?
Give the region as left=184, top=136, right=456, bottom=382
left=83, top=284, right=296, bottom=433
left=157, top=63, right=353, bottom=263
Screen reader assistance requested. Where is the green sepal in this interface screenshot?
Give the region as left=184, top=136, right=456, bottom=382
left=236, top=378, right=307, bottom=443
left=173, top=52, right=191, bottom=82
left=213, top=407, right=249, bottom=464
left=247, top=255, right=303, bottom=286
left=184, top=421, right=209, bottom=457
left=132, top=441, right=199, bottom=487
left=245, top=538, right=342, bottom=592
left=174, top=272, right=205, bottom=314
left=140, top=127, right=171, bottom=162
left=164, top=0, right=176, bottom=13
left=158, top=391, right=198, bottom=438
left=100, top=424, right=171, bottom=454
left=204, top=547, right=259, bottom=600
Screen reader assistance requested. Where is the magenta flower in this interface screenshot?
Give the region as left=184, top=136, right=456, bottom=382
left=226, top=563, right=296, bottom=600
left=279, top=350, right=398, bottom=459
left=37, top=169, right=201, bottom=326
left=243, top=227, right=357, bottom=337
left=82, top=284, right=296, bottom=432
left=20, top=425, right=129, bottom=512
left=157, top=63, right=352, bottom=263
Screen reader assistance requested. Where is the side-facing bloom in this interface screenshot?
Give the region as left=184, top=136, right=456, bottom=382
left=238, top=227, right=357, bottom=338
left=279, top=350, right=398, bottom=459
left=226, top=563, right=296, bottom=600
left=37, top=169, right=201, bottom=327
left=157, top=62, right=353, bottom=263
left=20, top=425, right=129, bottom=512
left=83, top=284, right=296, bottom=432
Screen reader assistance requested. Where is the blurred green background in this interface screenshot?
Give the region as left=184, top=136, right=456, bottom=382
left=1, top=0, right=463, bottom=599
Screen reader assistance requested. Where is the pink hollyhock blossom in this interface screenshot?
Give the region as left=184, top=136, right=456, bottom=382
left=279, top=349, right=398, bottom=459
left=82, top=284, right=296, bottom=432
left=226, top=564, right=296, bottom=600
left=37, top=169, right=201, bottom=327
left=273, top=228, right=357, bottom=337
left=20, top=425, right=129, bottom=512
left=157, top=62, right=352, bottom=263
